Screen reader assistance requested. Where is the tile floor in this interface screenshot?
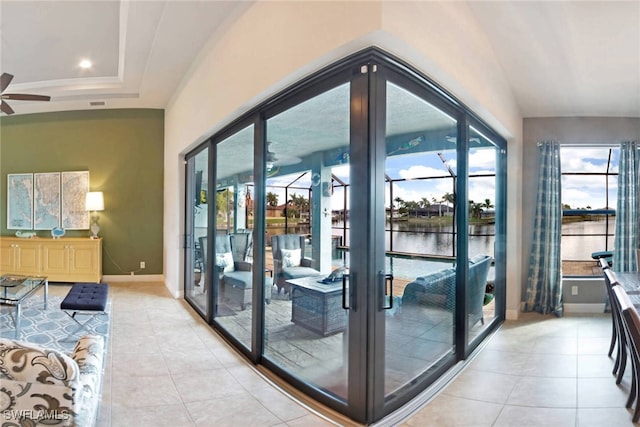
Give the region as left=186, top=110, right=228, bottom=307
left=48, top=282, right=639, bottom=426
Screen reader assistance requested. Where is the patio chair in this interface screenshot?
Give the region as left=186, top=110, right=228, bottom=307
left=270, top=234, right=320, bottom=296
left=201, top=234, right=271, bottom=310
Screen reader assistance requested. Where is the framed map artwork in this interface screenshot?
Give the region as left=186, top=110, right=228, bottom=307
left=61, top=171, right=90, bottom=230
left=34, top=172, right=61, bottom=230
left=7, top=173, right=34, bottom=229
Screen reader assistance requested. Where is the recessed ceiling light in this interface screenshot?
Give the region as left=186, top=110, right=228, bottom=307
left=79, top=59, right=92, bottom=69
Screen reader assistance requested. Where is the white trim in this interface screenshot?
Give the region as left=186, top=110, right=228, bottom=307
left=506, top=308, right=520, bottom=320
left=102, top=274, right=164, bottom=283
left=563, top=303, right=605, bottom=314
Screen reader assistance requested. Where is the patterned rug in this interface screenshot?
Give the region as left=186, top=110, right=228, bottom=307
left=0, top=295, right=111, bottom=354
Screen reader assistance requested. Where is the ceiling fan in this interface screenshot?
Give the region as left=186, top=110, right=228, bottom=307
left=266, top=141, right=301, bottom=171
left=1, top=73, right=51, bottom=115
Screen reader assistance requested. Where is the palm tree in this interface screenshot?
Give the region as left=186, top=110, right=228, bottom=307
left=266, top=192, right=278, bottom=207
left=432, top=196, right=442, bottom=217
left=394, top=197, right=407, bottom=217
left=420, top=197, right=431, bottom=217
left=442, top=192, right=455, bottom=214
left=469, top=200, right=483, bottom=220
left=482, top=198, right=493, bottom=218
left=405, top=200, right=419, bottom=217
left=288, top=193, right=309, bottom=218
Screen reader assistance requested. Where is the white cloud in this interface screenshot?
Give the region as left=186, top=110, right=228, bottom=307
left=469, top=177, right=496, bottom=204
left=399, top=165, right=449, bottom=179
left=469, top=149, right=496, bottom=170
left=562, top=175, right=617, bottom=208
left=561, top=147, right=617, bottom=173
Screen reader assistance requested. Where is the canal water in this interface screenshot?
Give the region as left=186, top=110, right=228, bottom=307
left=269, top=218, right=614, bottom=279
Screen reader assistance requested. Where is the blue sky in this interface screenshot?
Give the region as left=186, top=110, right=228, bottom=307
left=264, top=146, right=620, bottom=211
left=266, top=147, right=498, bottom=210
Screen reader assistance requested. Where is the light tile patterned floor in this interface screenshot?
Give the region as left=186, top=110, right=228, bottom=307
left=48, top=282, right=640, bottom=426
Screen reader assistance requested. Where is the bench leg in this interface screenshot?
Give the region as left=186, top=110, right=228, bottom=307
left=61, top=310, right=108, bottom=340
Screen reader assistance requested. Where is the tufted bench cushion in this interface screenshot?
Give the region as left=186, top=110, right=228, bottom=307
left=61, top=283, right=109, bottom=312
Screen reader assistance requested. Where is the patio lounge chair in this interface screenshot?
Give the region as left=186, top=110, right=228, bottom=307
left=402, top=254, right=492, bottom=327
left=271, top=234, right=320, bottom=296
left=201, top=233, right=272, bottom=310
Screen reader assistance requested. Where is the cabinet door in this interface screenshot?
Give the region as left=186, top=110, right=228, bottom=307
left=42, top=244, right=70, bottom=275
left=69, top=243, right=98, bottom=276
left=14, top=243, right=41, bottom=274
left=0, top=241, right=15, bottom=272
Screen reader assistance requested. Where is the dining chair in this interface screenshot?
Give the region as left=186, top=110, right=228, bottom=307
left=603, top=266, right=619, bottom=358
left=605, top=268, right=627, bottom=382
left=614, top=285, right=640, bottom=422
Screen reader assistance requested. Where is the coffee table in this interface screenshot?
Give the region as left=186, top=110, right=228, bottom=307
left=0, top=274, right=48, bottom=339
left=287, top=275, right=347, bottom=336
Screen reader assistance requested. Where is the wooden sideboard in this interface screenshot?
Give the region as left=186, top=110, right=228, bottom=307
left=0, top=237, right=102, bottom=283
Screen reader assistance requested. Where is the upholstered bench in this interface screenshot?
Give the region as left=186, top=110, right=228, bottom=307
left=61, top=283, right=109, bottom=332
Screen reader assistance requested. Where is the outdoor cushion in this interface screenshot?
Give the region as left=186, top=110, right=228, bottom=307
left=216, top=252, right=235, bottom=273
left=224, top=271, right=252, bottom=289
left=281, top=248, right=302, bottom=267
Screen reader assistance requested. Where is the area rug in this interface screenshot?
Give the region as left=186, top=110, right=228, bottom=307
left=0, top=295, right=111, bottom=355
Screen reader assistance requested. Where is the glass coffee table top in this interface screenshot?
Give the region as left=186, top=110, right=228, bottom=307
left=0, top=274, right=48, bottom=338
left=1, top=275, right=48, bottom=301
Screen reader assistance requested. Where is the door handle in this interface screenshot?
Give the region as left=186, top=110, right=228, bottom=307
left=380, top=271, right=394, bottom=310
left=342, top=273, right=354, bottom=310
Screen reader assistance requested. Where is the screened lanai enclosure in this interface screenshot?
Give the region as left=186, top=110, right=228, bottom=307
left=183, top=48, right=506, bottom=424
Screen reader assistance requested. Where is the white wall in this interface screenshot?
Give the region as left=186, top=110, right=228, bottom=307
left=164, top=1, right=524, bottom=318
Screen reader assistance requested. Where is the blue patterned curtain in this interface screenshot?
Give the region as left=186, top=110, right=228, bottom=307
left=525, top=141, right=563, bottom=316
left=613, top=141, right=639, bottom=272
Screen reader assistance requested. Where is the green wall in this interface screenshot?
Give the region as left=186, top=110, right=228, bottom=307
left=0, top=109, right=164, bottom=276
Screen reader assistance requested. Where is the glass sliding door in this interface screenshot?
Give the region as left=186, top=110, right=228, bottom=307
left=467, top=126, right=501, bottom=341
left=378, top=78, right=460, bottom=405
left=213, top=125, right=255, bottom=350
left=182, top=49, right=507, bottom=425
left=263, top=82, right=353, bottom=405
left=185, top=146, right=210, bottom=316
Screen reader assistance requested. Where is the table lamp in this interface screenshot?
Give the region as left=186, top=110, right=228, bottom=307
left=85, top=191, right=104, bottom=239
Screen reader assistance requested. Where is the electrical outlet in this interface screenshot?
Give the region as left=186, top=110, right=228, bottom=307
left=571, top=285, right=578, bottom=296
left=140, top=261, right=145, bottom=269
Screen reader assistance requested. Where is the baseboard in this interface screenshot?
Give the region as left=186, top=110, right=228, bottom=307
left=102, top=274, right=165, bottom=283
left=564, top=303, right=605, bottom=314
left=506, top=308, right=520, bottom=320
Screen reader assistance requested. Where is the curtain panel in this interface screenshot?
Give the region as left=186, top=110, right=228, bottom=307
left=525, top=141, right=563, bottom=316
left=613, top=141, right=639, bottom=272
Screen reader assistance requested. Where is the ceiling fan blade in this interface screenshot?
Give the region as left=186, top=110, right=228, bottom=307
left=1, top=100, right=15, bottom=115
left=1, top=73, right=14, bottom=92
left=2, top=93, right=51, bottom=102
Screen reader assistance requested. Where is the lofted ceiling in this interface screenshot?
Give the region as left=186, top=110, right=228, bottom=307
left=0, top=0, right=251, bottom=115
left=0, top=1, right=638, bottom=119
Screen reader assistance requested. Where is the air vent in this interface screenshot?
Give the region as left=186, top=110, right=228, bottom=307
left=89, top=101, right=105, bottom=106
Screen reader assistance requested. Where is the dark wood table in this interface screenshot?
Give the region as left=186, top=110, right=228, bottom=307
left=287, top=275, right=347, bottom=336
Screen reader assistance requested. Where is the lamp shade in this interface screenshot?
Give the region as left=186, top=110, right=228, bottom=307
left=85, top=192, right=104, bottom=211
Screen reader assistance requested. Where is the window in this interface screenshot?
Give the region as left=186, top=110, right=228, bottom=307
left=561, top=146, right=619, bottom=276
